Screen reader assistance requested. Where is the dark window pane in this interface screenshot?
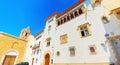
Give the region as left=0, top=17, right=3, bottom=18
left=74, top=11, right=78, bottom=17
left=81, top=31, right=85, bottom=36
left=61, top=19, right=63, bottom=24
left=57, top=21, right=60, bottom=26
left=67, top=15, right=70, bottom=21
left=78, top=8, right=83, bottom=15
left=64, top=17, right=67, bottom=23
left=71, top=13, right=74, bottom=19
left=90, top=47, right=95, bottom=52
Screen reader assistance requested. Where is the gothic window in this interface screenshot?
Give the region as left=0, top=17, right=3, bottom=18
left=69, top=46, right=76, bottom=56
left=60, top=34, right=68, bottom=44
left=78, top=23, right=91, bottom=38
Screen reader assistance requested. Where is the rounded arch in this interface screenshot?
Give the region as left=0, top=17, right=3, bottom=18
left=4, top=49, right=19, bottom=55
left=1, top=49, right=19, bottom=65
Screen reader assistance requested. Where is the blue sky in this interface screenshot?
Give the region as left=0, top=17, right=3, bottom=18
left=0, top=0, right=90, bottom=36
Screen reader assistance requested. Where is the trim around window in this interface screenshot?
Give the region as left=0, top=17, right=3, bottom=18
left=77, top=22, right=92, bottom=38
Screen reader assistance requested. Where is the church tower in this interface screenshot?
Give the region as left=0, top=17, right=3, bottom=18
left=20, top=26, right=31, bottom=41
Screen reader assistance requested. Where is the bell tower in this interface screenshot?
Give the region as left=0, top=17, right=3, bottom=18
left=20, top=26, right=31, bottom=40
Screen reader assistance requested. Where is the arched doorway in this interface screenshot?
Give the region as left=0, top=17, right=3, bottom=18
left=2, top=50, right=18, bottom=65
left=45, top=53, right=50, bottom=65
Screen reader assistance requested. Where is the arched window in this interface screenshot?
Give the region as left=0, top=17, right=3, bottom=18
left=61, top=19, right=63, bottom=24
left=70, top=13, right=74, bottom=19
left=78, top=8, right=83, bottom=15
left=67, top=15, right=70, bottom=21
left=74, top=11, right=78, bottom=17
left=57, top=21, right=60, bottom=26
left=64, top=17, right=67, bottom=23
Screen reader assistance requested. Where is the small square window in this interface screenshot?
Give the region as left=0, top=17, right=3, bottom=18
left=60, top=34, right=68, bottom=44
left=89, top=45, right=97, bottom=55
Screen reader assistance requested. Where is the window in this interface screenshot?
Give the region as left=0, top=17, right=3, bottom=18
left=69, top=47, right=75, bottom=56
left=78, top=8, right=83, bottom=15
left=47, top=41, right=50, bottom=46
left=78, top=23, right=91, bottom=38
left=60, top=34, right=68, bottom=44
left=34, top=50, right=36, bottom=55
left=51, top=59, right=53, bottom=64
left=101, top=16, right=109, bottom=24
left=57, top=21, right=60, bottom=26
left=74, top=11, right=78, bottom=17
left=46, top=38, right=51, bottom=47
left=70, top=13, right=74, bottom=19
left=25, top=33, right=28, bottom=36
left=30, top=45, right=32, bottom=48
left=64, top=17, right=67, bottom=23
left=89, top=45, right=97, bottom=55
left=61, top=19, right=63, bottom=24
left=36, top=58, right=38, bottom=63
left=67, top=15, right=70, bottom=21
left=48, top=25, right=51, bottom=31
left=56, top=51, right=60, bottom=56
left=37, top=49, right=39, bottom=54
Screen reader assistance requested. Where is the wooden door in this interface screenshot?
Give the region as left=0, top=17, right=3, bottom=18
left=2, top=55, right=16, bottom=65
left=45, top=54, right=50, bottom=65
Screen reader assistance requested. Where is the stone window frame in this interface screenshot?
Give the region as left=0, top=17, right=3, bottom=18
left=88, top=45, right=97, bottom=55
left=77, top=22, right=92, bottom=38
left=60, top=34, right=68, bottom=44
left=69, top=46, right=76, bottom=56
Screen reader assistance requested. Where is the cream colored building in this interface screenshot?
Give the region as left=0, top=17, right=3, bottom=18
left=25, top=0, right=120, bottom=65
